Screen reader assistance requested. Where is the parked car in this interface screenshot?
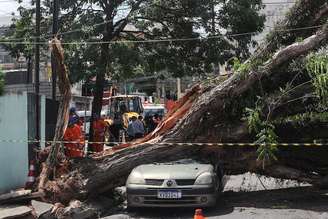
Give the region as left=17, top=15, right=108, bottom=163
left=126, top=159, right=224, bottom=208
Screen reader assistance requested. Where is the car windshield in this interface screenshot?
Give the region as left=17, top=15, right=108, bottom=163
left=144, top=108, right=165, bottom=117
left=109, top=97, right=143, bottom=116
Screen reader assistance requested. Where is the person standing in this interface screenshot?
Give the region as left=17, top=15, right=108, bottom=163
left=135, top=116, right=145, bottom=139
left=63, top=117, right=84, bottom=158
left=129, top=116, right=145, bottom=139
left=127, top=118, right=134, bottom=140
left=90, top=114, right=107, bottom=152
left=151, top=113, right=161, bottom=131
left=165, top=95, right=175, bottom=112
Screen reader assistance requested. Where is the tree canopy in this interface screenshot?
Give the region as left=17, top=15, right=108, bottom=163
left=2, top=0, right=266, bottom=140
left=3, top=0, right=265, bottom=82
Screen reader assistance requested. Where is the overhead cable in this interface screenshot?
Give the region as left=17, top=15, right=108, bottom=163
left=0, top=24, right=323, bottom=45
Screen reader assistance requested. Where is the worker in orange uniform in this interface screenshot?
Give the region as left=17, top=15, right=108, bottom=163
left=63, top=117, right=84, bottom=158
left=90, top=114, right=108, bottom=152
left=165, top=99, right=175, bottom=112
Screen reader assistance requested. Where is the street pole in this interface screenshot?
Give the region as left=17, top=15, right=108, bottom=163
left=51, top=0, right=59, bottom=100
left=177, top=78, right=181, bottom=99
left=35, top=0, right=41, bottom=147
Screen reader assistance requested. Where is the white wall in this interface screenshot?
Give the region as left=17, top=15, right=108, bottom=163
left=0, top=93, right=28, bottom=193
left=254, top=0, right=295, bottom=43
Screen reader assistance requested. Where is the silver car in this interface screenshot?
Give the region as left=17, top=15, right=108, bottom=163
left=126, top=160, right=224, bottom=208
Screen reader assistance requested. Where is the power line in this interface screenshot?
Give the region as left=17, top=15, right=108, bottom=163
left=0, top=0, right=297, bottom=38
left=0, top=24, right=323, bottom=45
left=0, top=1, right=297, bottom=5
left=263, top=1, right=296, bottom=5
left=0, top=8, right=301, bottom=43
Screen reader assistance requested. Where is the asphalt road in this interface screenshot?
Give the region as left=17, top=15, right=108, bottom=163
left=102, top=174, right=328, bottom=219
left=103, top=187, right=328, bottom=219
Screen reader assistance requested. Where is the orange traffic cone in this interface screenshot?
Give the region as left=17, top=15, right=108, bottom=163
left=194, top=209, right=206, bottom=219
left=25, top=160, right=36, bottom=189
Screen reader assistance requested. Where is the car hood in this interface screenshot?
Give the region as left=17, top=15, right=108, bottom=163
left=134, top=164, right=213, bottom=180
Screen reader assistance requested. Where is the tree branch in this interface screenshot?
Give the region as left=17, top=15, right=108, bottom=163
left=112, top=0, right=145, bottom=38
left=132, top=16, right=171, bottom=31
left=164, top=22, right=328, bottom=143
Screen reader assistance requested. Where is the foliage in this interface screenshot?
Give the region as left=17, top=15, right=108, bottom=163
left=281, top=112, right=328, bottom=124
left=0, top=69, right=4, bottom=96
left=256, top=143, right=278, bottom=169
left=232, top=57, right=242, bottom=72
left=3, top=0, right=266, bottom=127
left=245, top=106, right=262, bottom=133
left=218, top=0, right=265, bottom=59
left=245, top=106, right=278, bottom=144
left=231, top=55, right=270, bottom=81
left=306, top=53, right=328, bottom=106
left=134, top=0, right=265, bottom=77
left=1, top=7, right=34, bottom=60
left=4, top=0, right=265, bottom=82
left=245, top=105, right=278, bottom=168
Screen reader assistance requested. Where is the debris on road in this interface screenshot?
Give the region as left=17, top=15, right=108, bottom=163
left=0, top=190, right=44, bottom=205
left=48, top=200, right=98, bottom=219
left=0, top=205, right=32, bottom=219
left=31, top=200, right=53, bottom=218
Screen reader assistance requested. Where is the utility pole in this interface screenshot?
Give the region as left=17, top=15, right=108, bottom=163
left=177, top=78, right=181, bottom=99
left=35, top=0, right=41, bottom=147
left=51, top=0, right=59, bottom=100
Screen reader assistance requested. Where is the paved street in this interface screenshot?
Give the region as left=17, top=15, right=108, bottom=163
left=105, top=187, right=328, bottom=219
left=103, top=174, right=328, bottom=219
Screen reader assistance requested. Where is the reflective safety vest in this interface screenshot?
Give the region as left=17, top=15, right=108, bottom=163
left=63, top=124, right=84, bottom=158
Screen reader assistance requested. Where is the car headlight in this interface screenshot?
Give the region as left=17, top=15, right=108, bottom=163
left=127, top=171, right=145, bottom=185
left=195, top=172, right=213, bottom=185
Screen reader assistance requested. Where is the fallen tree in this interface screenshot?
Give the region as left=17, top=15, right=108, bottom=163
left=38, top=38, right=72, bottom=195
left=39, top=0, right=328, bottom=204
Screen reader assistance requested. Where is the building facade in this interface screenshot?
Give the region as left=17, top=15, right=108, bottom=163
left=255, top=0, right=295, bottom=42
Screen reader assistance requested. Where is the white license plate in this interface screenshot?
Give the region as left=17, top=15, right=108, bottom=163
left=157, top=190, right=182, bottom=199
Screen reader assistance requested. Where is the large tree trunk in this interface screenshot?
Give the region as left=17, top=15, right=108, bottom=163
left=88, top=16, right=112, bottom=151
left=38, top=38, right=72, bottom=192
left=40, top=1, right=328, bottom=204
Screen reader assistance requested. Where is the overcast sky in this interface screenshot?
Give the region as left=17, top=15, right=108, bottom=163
left=0, top=0, right=31, bottom=25
left=0, top=0, right=20, bottom=15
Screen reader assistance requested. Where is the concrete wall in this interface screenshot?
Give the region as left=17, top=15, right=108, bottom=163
left=0, top=93, right=28, bottom=193
left=4, top=82, right=59, bottom=99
